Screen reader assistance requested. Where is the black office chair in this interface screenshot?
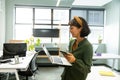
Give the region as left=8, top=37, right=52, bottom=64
left=18, top=53, right=38, bottom=80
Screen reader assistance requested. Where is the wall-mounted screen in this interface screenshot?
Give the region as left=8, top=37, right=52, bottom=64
left=33, top=29, right=59, bottom=37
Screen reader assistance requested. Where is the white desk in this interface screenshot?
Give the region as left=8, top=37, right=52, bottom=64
left=93, top=53, right=120, bottom=70
left=0, top=51, right=35, bottom=80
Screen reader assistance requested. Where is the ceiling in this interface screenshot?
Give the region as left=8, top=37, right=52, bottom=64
left=48, top=0, right=112, bottom=7
left=72, top=0, right=112, bottom=6
left=15, top=0, right=113, bottom=8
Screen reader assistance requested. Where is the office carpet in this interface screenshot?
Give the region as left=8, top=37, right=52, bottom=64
left=1, top=66, right=120, bottom=80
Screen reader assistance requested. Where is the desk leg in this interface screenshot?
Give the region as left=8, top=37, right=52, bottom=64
left=6, top=73, right=9, bottom=80
left=112, top=59, right=115, bottom=70
left=15, top=70, right=20, bottom=80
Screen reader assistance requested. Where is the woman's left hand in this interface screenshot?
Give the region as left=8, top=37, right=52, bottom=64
left=64, top=53, right=76, bottom=63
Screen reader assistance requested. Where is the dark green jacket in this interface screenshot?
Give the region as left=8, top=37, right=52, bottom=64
left=61, top=38, right=93, bottom=80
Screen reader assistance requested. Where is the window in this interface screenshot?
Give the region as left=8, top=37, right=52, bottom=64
left=16, top=8, right=33, bottom=23
left=15, top=8, right=33, bottom=40
left=71, top=10, right=87, bottom=20
left=34, top=8, right=69, bottom=43
left=70, top=8, right=104, bottom=43
left=88, top=27, right=104, bottom=43
left=88, top=10, right=104, bottom=26
left=15, top=7, right=69, bottom=44
left=53, top=9, right=69, bottom=43
left=35, top=9, right=51, bottom=24
left=15, top=7, right=104, bottom=44
left=53, top=9, right=69, bottom=24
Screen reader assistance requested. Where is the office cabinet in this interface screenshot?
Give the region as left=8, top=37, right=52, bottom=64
left=92, top=43, right=106, bottom=53
left=92, top=43, right=106, bottom=64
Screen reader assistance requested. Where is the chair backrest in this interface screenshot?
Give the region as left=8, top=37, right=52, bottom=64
left=30, top=53, right=38, bottom=72
left=18, top=53, right=38, bottom=77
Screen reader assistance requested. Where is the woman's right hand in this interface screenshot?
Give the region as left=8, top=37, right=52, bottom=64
left=64, top=53, right=76, bottom=63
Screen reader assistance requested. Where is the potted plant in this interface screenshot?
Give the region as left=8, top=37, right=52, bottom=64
left=98, top=35, right=102, bottom=44
left=24, top=36, right=41, bottom=51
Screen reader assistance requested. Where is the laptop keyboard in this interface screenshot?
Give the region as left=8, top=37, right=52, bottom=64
left=52, top=56, right=63, bottom=64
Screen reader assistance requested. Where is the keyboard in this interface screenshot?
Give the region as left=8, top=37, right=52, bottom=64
left=0, top=59, right=12, bottom=63
left=52, top=56, right=63, bottom=63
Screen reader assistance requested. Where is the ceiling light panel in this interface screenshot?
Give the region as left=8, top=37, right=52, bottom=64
left=72, top=0, right=112, bottom=6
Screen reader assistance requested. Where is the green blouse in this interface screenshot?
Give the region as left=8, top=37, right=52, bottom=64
left=61, top=38, right=93, bottom=80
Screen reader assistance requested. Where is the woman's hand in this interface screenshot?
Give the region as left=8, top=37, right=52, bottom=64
left=64, top=53, right=76, bottom=63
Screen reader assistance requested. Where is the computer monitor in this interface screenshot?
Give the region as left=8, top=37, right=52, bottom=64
left=3, top=43, right=27, bottom=59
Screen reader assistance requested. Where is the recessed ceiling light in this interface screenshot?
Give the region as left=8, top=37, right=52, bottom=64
left=72, top=0, right=112, bottom=6
left=56, top=0, right=61, bottom=6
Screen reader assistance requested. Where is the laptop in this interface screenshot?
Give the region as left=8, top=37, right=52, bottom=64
left=41, top=44, right=72, bottom=66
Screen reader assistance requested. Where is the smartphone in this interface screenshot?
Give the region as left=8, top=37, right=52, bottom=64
left=60, top=51, right=69, bottom=55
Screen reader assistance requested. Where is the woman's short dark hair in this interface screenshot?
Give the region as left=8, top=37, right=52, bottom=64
left=68, top=16, right=91, bottom=37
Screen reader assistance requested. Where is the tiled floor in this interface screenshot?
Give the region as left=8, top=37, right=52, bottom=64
left=35, top=66, right=120, bottom=80
left=35, top=66, right=63, bottom=80
left=1, top=66, right=120, bottom=80
left=86, top=66, right=120, bottom=80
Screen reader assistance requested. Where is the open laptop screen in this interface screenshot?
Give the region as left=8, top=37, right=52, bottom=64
left=3, top=43, right=27, bottom=59
left=41, top=44, right=53, bottom=62
left=42, top=44, right=51, bottom=57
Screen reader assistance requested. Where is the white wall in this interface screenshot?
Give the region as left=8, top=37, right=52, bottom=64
left=104, top=0, right=120, bottom=70
left=0, top=0, right=5, bottom=50
left=5, top=0, right=14, bottom=42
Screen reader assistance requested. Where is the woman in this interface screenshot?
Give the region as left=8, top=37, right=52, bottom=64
left=61, top=16, right=93, bottom=80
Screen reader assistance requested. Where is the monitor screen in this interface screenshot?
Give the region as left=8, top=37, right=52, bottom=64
left=33, top=29, right=59, bottom=37
left=3, top=43, right=27, bottom=59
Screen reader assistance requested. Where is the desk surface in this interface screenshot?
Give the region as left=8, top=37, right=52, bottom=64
left=93, top=53, right=120, bottom=59
left=0, top=51, right=35, bottom=70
